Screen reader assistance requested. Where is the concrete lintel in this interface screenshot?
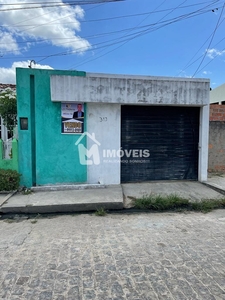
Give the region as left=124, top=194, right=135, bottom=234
left=51, top=73, right=210, bottom=106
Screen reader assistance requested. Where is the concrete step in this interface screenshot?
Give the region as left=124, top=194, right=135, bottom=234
left=0, top=185, right=123, bottom=214
left=31, top=183, right=106, bottom=192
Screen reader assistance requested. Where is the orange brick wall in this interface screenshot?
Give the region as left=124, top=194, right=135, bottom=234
left=210, top=104, right=225, bottom=121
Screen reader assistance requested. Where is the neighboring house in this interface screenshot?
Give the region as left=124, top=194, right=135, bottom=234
left=210, top=82, right=225, bottom=104
left=16, top=68, right=210, bottom=188
left=0, top=83, right=16, bottom=159
left=209, top=83, right=225, bottom=173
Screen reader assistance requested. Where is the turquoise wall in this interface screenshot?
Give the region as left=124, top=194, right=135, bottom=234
left=16, top=68, right=87, bottom=187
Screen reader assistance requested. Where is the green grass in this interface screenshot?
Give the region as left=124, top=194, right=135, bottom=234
left=133, top=194, right=225, bottom=213
left=134, top=194, right=189, bottom=210
left=95, top=207, right=107, bottom=216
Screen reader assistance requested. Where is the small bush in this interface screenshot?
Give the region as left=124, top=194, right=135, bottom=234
left=0, top=169, right=20, bottom=191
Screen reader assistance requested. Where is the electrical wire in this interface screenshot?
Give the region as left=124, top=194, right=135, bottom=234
left=0, top=2, right=220, bottom=61
left=1, top=0, right=224, bottom=74
left=34, top=2, right=220, bottom=64
left=192, top=1, right=225, bottom=77
left=177, top=16, right=225, bottom=76
left=68, top=0, right=189, bottom=69
left=0, top=0, right=123, bottom=12
left=0, top=0, right=221, bottom=29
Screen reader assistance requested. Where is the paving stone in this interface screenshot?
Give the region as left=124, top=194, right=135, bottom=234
left=0, top=210, right=225, bottom=299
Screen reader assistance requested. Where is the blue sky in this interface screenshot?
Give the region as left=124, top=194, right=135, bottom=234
left=0, top=0, right=225, bottom=88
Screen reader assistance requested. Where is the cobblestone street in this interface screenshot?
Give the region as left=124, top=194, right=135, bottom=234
left=0, top=210, right=225, bottom=300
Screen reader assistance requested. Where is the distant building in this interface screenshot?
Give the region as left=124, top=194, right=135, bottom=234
left=210, top=82, right=225, bottom=104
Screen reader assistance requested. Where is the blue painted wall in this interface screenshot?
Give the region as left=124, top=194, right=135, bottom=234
left=16, top=68, right=87, bottom=187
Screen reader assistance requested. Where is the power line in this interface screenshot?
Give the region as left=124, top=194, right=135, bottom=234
left=34, top=2, right=220, bottom=64
left=68, top=0, right=169, bottom=69
left=69, top=0, right=190, bottom=69
left=177, top=16, right=225, bottom=76
left=0, top=2, right=219, bottom=60
left=192, top=1, right=225, bottom=77
left=0, top=0, right=220, bottom=28
left=0, top=0, right=123, bottom=12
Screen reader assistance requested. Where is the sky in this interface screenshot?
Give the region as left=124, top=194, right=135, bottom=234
left=0, top=0, right=225, bottom=89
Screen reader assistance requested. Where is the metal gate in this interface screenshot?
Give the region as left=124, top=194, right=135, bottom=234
left=121, top=106, right=199, bottom=182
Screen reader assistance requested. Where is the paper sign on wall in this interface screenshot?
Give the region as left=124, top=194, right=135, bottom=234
left=61, top=102, right=84, bottom=134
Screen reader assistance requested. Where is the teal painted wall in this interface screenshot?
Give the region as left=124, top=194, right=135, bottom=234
left=16, top=68, right=87, bottom=187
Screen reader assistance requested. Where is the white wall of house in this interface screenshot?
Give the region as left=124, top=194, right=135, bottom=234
left=210, top=82, right=225, bottom=104
left=198, top=105, right=209, bottom=182
left=0, top=117, right=12, bottom=159
left=86, top=103, right=121, bottom=184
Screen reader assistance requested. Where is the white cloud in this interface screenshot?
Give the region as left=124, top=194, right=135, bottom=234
left=206, top=48, right=225, bottom=59
left=0, top=61, right=53, bottom=84
left=202, top=71, right=212, bottom=75
left=0, top=31, right=19, bottom=53
left=0, top=0, right=91, bottom=55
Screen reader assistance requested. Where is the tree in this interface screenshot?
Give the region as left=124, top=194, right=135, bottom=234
left=0, top=87, right=17, bottom=135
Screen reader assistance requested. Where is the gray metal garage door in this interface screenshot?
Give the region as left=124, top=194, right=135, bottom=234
left=121, top=106, right=199, bottom=182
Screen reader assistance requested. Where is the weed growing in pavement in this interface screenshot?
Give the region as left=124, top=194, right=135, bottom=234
left=133, top=194, right=225, bottom=213
left=22, top=188, right=32, bottom=195
left=134, top=194, right=189, bottom=211
left=95, top=208, right=107, bottom=216
left=190, top=200, right=221, bottom=213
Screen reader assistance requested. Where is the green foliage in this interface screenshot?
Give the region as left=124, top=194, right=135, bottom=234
left=0, top=169, right=20, bottom=191
left=134, top=194, right=189, bottom=210
left=133, top=194, right=225, bottom=213
left=190, top=200, right=221, bottom=213
left=95, top=207, right=107, bottom=216
left=0, top=87, right=17, bottom=134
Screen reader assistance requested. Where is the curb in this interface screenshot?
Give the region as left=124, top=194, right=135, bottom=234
left=0, top=190, right=17, bottom=210
left=202, top=181, right=225, bottom=196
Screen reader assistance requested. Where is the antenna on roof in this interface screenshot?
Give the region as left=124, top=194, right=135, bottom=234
left=28, top=60, right=36, bottom=68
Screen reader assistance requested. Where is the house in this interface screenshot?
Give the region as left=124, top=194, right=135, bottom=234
left=210, top=82, right=225, bottom=104
left=16, top=68, right=210, bottom=187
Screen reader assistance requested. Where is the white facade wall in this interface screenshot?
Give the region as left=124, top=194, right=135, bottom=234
left=198, top=105, right=209, bottom=181
left=210, top=82, right=225, bottom=104
left=50, top=73, right=210, bottom=183
left=86, top=103, right=121, bottom=184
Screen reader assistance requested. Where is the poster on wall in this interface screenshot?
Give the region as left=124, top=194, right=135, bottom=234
left=61, top=102, right=84, bottom=134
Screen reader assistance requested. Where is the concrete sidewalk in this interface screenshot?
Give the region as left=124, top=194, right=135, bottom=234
left=0, top=178, right=225, bottom=214
left=0, top=185, right=123, bottom=214
left=203, top=174, right=225, bottom=195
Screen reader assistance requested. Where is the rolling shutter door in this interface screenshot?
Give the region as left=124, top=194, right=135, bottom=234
left=121, top=106, right=199, bottom=182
